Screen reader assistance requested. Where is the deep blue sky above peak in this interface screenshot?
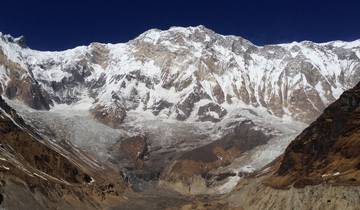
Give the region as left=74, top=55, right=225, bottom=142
left=1, top=0, right=359, bottom=51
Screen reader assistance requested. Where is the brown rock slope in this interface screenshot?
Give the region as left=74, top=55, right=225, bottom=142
left=267, top=81, right=360, bottom=188
left=0, top=96, right=126, bottom=210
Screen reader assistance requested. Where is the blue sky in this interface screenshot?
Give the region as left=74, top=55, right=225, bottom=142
left=1, top=0, right=359, bottom=50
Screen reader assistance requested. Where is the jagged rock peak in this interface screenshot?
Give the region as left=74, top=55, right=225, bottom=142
left=0, top=32, right=27, bottom=48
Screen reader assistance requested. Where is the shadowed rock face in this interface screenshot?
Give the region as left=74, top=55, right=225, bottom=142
left=176, top=85, right=211, bottom=121
left=0, top=48, right=52, bottom=110
left=266, top=81, right=360, bottom=189
left=197, top=103, right=227, bottom=122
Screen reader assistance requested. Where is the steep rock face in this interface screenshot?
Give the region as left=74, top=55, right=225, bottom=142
left=0, top=28, right=359, bottom=126
left=266, top=81, right=360, bottom=188
left=0, top=45, right=52, bottom=110
left=197, top=102, right=227, bottom=122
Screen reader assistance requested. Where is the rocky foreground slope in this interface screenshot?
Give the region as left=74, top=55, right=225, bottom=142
left=0, top=96, right=127, bottom=210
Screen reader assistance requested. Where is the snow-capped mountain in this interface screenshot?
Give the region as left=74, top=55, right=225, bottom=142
left=1, top=25, right=360, bottom=127
left=1, top=26, right=360, bottom=200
